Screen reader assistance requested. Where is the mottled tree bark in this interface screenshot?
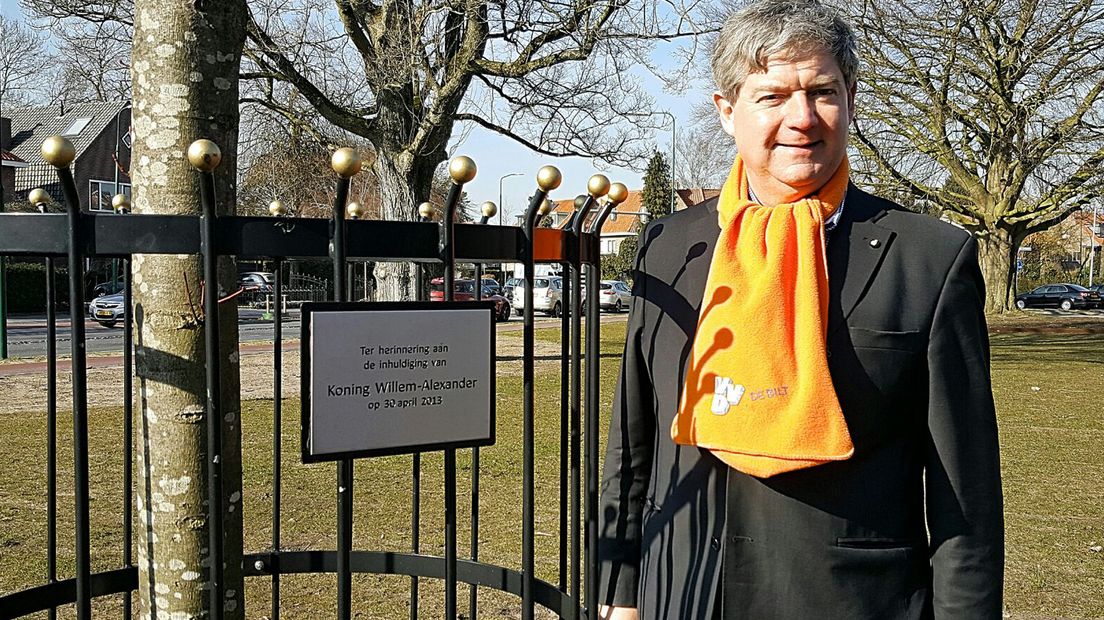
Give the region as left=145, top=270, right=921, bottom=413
left=130, top=1, right=247, bottom=618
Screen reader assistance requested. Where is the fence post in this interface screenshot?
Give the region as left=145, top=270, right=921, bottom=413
left=583, top=183, right=627, bottom=618
left=43, top=134, right=93, bottom=620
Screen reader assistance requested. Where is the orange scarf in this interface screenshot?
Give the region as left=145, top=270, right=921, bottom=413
left=670, top=155, right=854, bottom=478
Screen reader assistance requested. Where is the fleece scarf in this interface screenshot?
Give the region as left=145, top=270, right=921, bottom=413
left=670, top=155, right=854, bottom=478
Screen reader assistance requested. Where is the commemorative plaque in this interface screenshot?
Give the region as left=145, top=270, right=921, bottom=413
left=301, top=301, right=495, bottom=462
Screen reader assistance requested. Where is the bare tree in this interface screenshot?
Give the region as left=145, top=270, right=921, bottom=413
left=0, top=15, right=53, bottom=106
left=673, top=102, right=733, bottom=189
left=128, top=0, right=248, bottom=618
left=846, top=0, right=1104, bottom=312
left=241, top=0, right=707, bottom=299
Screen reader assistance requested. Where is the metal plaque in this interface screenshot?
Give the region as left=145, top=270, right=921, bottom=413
left=301, top=301, right=496, bottom=462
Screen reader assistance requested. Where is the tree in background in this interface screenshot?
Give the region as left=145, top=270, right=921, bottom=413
left=847, top=0, right=1104, bottom=312
left=641, top=151, right=673, bottom=221
left=602, top=232, right=639, bottom=281
left=128, top=0, right=248, bottom=617
left=0, top=16, right=53, bottom=106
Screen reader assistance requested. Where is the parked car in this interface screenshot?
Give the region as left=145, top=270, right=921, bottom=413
left=511, top=276, right=564, bottom=316
left=595, top=280, right=632, bottom=312
left=481, top=280, right=504, bottom=298
left=1089, top=283, right=1104, bottom=304
left=504, top=277, right=523, bottom=301
left=429, top=278, right=511, bottom=321
left=239, top=271, right=275, bottom=294
left=1014, top=283, right=1100, bottom=310
left=88, top=292, right=125, bottom=328
left=92, top=276, right=124, bottom=297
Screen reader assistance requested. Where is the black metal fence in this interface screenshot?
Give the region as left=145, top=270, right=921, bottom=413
left=0, top=137, right=627, bottom=619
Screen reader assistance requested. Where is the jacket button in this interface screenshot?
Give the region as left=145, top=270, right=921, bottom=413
left=710, top=537, right=721, bottom=550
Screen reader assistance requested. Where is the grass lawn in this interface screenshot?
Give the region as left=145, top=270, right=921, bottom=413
left=1, top=317, right=1102, bottom=618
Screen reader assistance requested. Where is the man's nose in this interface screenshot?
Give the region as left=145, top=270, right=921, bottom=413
left=783, top=94, right=818, bottom=129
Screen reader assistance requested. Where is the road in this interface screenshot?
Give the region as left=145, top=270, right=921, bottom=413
left=2, top=309, right=623, bottom=359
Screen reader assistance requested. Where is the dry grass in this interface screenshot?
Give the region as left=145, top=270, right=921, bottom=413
left=1, top=314, right=1102, bottom=618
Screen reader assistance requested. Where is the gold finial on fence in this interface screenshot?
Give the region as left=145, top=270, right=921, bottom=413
left=41, top=136, right=76, bottom=168
left=608, top=182, right=629, bottom=205
left=587, top=174, right=611, bottom=198
left=536, top=166, right=562, bottom=192
left=480, top=201, right=498, bottom=219
left=28, top=188, right=51, bottom=208
left=187, top=139, right=222, bottom=172
left=268, top=199, right=288, bottom=216
left=346, top=201, right=367, bottom=220
left=448, top=156, right=477, bottom=184
left=111, top=194, right=131, bottom=213
left=331, top=147, right=363, bottom=179
left=418, top=202, right=438, bottom=221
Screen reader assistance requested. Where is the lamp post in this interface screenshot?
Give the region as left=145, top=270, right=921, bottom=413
left=498, top=172, right=523, bottom=226
left=655, top=110, right=677, bottom=214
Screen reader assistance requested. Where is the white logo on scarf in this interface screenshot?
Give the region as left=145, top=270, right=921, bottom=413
left=711, top=377, right=745, bottom=415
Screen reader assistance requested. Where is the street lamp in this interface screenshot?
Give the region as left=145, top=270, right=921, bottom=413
left=498, top=172, right=523, bottom=226
left=654, top=110, right=677, bottom=214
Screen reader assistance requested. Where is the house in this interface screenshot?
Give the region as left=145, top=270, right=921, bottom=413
left=549, top=187, right=720, bottom=255
left=1, top=101, right=132, bottom=210
left=1, top=117, right=30, bottom=208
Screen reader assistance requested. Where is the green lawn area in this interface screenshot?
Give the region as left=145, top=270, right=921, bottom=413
left=0, top=319, right=1101, bottom=618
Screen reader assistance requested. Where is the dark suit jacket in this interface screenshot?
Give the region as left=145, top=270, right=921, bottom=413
left=597, top=186, right=1004, bottom=619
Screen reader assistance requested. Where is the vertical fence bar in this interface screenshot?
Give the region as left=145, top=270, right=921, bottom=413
left=44, top=135, right=92, bottom=620
left=523, top=165, right=560, bottom=620
left=33, top=193, right=59, bottom=620
left=46, top=252, right=58, bottom=620
left=570, top=179, right=604, bottom=617
left=470, top=201, right=497, bottom=620
left=111, top=193, right=135, bottom=620
left=442, top=156, right=475, bottom=619
left=123, top=255, right=134, bottom=619
left=584, top=188, right=623, bottom=619
left=330, top=147, right=360, bottom=620
left=558, top=254, right=570, bottom=594
left=272, top=256, right=284, bottom=620
left=189, top=139, right=226, bottom=620
left=412, top=201, right=437, bottom=620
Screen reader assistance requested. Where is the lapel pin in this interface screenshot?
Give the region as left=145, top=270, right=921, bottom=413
left=869, top=238, right=881, bottom=248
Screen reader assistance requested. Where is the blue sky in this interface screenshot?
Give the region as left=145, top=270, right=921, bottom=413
left=4, top=1, right=716, bottom=220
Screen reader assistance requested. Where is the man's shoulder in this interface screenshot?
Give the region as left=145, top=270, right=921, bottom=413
left=640, top=197, right=719, bottom=238
left=850, top=187, right=971, bottom=252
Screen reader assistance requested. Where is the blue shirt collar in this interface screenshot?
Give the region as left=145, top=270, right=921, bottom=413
left=747, top=183, right=847, bottom=232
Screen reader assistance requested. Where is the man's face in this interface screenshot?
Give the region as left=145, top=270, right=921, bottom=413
left=714, top=50, right=856, bottom=205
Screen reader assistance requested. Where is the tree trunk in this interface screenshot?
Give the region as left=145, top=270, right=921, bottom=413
left=372, top=152, right=437, bottom=301
left=974, top=227, right=1020, bottom=314
left=131, top=1, right=247, bottom=618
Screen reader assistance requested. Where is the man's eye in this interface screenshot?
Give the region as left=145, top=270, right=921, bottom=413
left=812, top=88, right=837, bottom=97
left=758, top=94, right=782, bottom=103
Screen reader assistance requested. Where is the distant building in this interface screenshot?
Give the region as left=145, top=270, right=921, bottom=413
left=1, top=117, right=30, bottom=207
left=1, top=101, right=132, bottom=210
left=550, top=187, right=720, bottom=255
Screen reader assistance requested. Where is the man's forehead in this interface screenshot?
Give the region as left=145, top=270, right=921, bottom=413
left=744, top=52, right=845, bottom=86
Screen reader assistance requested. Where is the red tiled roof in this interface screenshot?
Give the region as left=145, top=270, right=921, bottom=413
left=1, top=149, right=28, bottom=165
left=552, top=190, right=645, bottom=235
left=676, top=188, right=720, bottom=208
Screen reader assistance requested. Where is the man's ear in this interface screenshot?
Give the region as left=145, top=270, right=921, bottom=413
left=713, top=91, right=739, bottom=139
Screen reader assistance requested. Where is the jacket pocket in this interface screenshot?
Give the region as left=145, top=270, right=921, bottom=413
left=846, top=327, right=925, bottom=352
left=836, top=536, right=921, bottom=550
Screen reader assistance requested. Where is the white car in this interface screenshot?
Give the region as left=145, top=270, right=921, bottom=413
left=511, top=276, right=564, bottom=316
left=597, top=280, right=632, bottom=312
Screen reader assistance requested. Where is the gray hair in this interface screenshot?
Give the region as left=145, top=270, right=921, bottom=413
left=711, top=0, right=859, bottom=100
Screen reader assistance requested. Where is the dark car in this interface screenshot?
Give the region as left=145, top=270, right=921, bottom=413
left=481, top=280, right=504, bottom=298
left=429, top=278, right=511, bottom=321
left=1015, top=283, right=1100, bottom=311
left=1089, top=283, right=1104, bottom=305
left=238, top=271, right=274, bottom=293
left=88, top=292, right=125, bottom=327
left=92, top=276, right=124, bottom=297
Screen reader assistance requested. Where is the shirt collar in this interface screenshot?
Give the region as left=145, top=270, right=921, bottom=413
left=747, top=183, right=847, bottom=232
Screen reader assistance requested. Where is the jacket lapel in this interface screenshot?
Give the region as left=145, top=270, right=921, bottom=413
left=826, top=187, right=895, bottom=336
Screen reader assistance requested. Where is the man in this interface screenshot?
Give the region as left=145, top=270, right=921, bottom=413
left=597, top=1, right=1004, bottom=619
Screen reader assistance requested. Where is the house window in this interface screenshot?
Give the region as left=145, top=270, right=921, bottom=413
left=62, top=117, right=94, bottom=136
left=89, top=179, right=132, bottom=212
